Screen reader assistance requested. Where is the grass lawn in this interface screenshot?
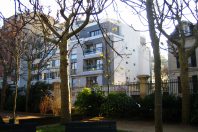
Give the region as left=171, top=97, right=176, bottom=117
left=36, top=124, right=130, bottom=132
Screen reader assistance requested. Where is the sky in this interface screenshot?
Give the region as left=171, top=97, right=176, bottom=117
left=0, top=0, right=168, bottom=58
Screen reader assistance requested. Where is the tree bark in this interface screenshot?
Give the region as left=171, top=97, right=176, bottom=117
left=13, top=38, right=20, bottom=124
left=178, top=48, right=190, bottom=124
left=26, top=60, right=32, bottom=112
left=59, top=40, right=71, bottom=124
left=146, top=0, right=163, bottom=131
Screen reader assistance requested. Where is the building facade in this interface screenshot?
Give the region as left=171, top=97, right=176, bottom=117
left=29, top=19, right=151, bottom=88
left=168, top=22, right=198, bottom=94
left=69, top=19, right=151, bottom=88
left=168, top=22, right=198, bottom=81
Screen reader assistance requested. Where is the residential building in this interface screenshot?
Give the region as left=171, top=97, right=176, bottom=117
left=168, top=21, right=198, bottom=93
left=68, top=19, right=151, bottom=88
left=1, top=17, right=150, bottom=88
left=30, top=19, right=151, bottom=87
left=0, top=14, right=56, bottom=88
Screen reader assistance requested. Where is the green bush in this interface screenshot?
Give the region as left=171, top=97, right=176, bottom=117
left=101, top=92, right=139, bottom=118
left=134, top=94, right=181, bottom=122
left=74, top=87, right=105, bottom=117
left=137, top=94, right=154, bottom=119
left=162, top=94, right=181, bottom=122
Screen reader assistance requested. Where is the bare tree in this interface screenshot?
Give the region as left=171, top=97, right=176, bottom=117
left=16, top=0, right=113, bottom=123
left=2, top=15, right=26, bottom=123
left=0, top=29, right=15, bottom=111
left=150, top=0, right=198, bottom=124
left=122, top=0, right=198, bottom=125
left=21, top=33, right=57, bottom=112
left=120, top=0, right=163, bottom=131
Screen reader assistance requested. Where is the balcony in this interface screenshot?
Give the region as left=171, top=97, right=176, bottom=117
left=84, top=47, right=102, bottom=55
left=83, top=64, right=103, bottom=71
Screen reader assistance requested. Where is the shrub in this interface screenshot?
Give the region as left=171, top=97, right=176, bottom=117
left=162, top=94, right=181, bottom=122
left=137, top=94, right=154, bottom=119
left=39, top=95, right=52, bottom=114
left=135, top=94, right=181, bottom=122
left=51, top=97, right=61, bottom=116
left=74, top=87, right=105, bottom=117
left=101, top=92, right=139, bottom=118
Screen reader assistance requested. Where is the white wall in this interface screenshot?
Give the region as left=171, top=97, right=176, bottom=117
left=118, top=23, right=151, bottom=83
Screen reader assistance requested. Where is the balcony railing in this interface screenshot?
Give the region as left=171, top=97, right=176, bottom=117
left=83, top=64, right=103, bottom=71
left=84, top=47, right=102, bottom=55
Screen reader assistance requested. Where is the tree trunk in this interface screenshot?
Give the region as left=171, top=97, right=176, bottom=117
left=0, top=68, right=8, bottom=111
left=13, top=39, right=20, bottom=124
left=26, top=60, right=32, bottom=112
left=178, top=48, right=190, bottom=124
left=59, top=40, right=71, bottom=124
left=146, top=0, right=163, bottom=131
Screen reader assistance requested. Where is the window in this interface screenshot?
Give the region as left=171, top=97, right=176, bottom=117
left=71, top=48, right=77, bottom=60
left=96, top=59, right=103, bottom=70
left=176, top=51, right=196, bottom=68
left=85, top=44, right=94, bottom=54
left=47, top=61, right=52, bottom=68
left=55, top=60, right=60, bottom=67
left=86, top=76, right=97, bottom=86
left=84, top=58, right=103, bottom=71
left=44, top=73, right=47, bottom=80
left=90, top=30, right=102, bottom=37
left=71, top=62, right=77, bottom=70
left=71, top=78, right=77, bottom=87
left=189, top=51, right=197, bottom=67
left=52, top=60, right=56, bottom=67
left=183, top=24, right=191, bottom=36
left=192, top=75, right=198, bottom=93
left=50, top=72, right=55, bottom=79
left=84, top=43, right=102, bottom=55
left=96, top=43, right=102, bottom=52
left=56, top=72, right=60, bottom=78
left=71, top=62, right=77, bottom=74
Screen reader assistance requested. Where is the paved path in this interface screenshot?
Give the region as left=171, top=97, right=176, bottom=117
left=1, top=113, right=197, bottom=132
left=117, top=120, right=198, bottom=132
